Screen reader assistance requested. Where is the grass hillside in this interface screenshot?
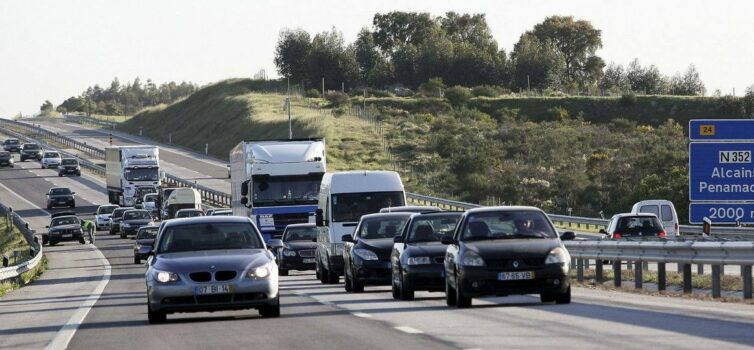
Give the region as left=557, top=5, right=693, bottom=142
left=121, top=79, right=389, bottom=171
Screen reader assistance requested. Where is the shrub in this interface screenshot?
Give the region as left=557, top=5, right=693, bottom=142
left=418, top=77, right=445, bottom=97
left=620, top=93, right=637, bottom=106
left=305, top=89, right=321, bottom=98
left=325, top=91, right=349, bottom=107
left=471, top=85, right=502, bottom=97
left=445, top=86, right=472, bottom=107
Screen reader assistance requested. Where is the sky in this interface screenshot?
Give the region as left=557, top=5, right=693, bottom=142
left=1, top=0, right=753, bottom=117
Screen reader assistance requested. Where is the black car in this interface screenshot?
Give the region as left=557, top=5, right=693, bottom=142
left=276, top=223, right=318, bottom=276
left=3, top=139, right=21, bottom=152
left=133, top=225, right=159, bottom=264
left=391, top=212, right=462, bottom=300
left=119, top=209, right=152, bottom=238
left=0, top=151, right=14, bottom=168
left=109, top=207, right=134, bottom=235
left=343, top=212, right=413, bottom=293
left=44, top=212, right=86, bottom=246
left=58, top=158, right=81, bottom=176
left=442, top=206, right=575, bottom=308
left=19, top=143, right=43, bottom=161
left=46, top=187, right=75, bottom=209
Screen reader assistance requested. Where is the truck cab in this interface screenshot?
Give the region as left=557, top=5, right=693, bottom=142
left=106, top=146, right=161, bottom=207
left=314, top=171, right=406, bottom=284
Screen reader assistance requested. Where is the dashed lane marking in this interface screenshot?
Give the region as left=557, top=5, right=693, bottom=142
left=394, top=326, right=424, bottom=334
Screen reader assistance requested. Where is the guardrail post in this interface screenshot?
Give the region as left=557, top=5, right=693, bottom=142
left=577, top=258, right=584, bottom=282
left=595, top=259, right=603, bottom=283
left=570, top=257, right=576, bottom=270
left=634, top=261, right=643, bottom=289
left=743, top=266, right=753, bottom=299
left=584, top=259, right=590, bottom=269
left=613, top=260, right=621, bottom=287
left=697, top=264, right=704, bottom=275
left=657, top=263, right=666, bottom=291
left=711, top=265, right=721, bottom=298
left=626, top=260, right=632, bottom=271
left=683, top=264, right=692, bottom=294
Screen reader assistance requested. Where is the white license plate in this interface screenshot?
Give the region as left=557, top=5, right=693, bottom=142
left=498, top=271, right=535, bottom=281
left=195, top=284, right=233, bottom=295
left=302, top=258, right=315, bottom=263
left=62, top=234, right=72, bottom=238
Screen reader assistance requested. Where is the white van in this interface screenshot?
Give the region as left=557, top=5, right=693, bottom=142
left=314, top=171, right=406, bottom=284
left=631, top=200, right=679, bottom=238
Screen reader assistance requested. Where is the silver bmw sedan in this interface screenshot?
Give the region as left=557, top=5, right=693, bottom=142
left=145, top=216, right=279, bottom=323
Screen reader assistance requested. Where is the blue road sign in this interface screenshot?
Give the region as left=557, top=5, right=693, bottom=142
left=689, top=202, right=754, bottom=224
left=689, top=142, right=754, bottom=201
left=689, top=119, right=754, bottom=141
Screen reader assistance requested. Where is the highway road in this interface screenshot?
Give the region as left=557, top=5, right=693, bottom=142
left=2, top=148, right=754, bottom=349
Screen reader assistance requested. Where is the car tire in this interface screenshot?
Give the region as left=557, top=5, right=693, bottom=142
left=79, top=238, right=86, bottom=244
left=351, top=275, right=364, bottom=293
left=58, top=173, right=62, bottom=177
left=49, top=240, right=57, bottom=246
left=326, top=264, right=339, bottom=284
left=279, top=268, right=289, bottom=276
left=71, top=202, right=76, bottom=208
left=540, top=293, right=556, bottom=303
left=391, top=276, right=400, bottom=300
left=315, top=259, right=321, bottom=280
left=319, top=262, right=329, bottom=284
left=445, top=280, right=457, bottom=306
left=399, top=274, right=415, bottom=301
left=42, top=235, right=49, bottom=246
left=147, top=304, right=167, bottom=324
left=134, top=256, right=141, bottom=264
left=344, top=269, right=353, bottom=292
left=120, top=232, right=126, bottom=239
left=555, top=286, right=571, bottom=305
left=259, top=296, right=280, bottom=318
left=456, top=286, right=472, bottom=308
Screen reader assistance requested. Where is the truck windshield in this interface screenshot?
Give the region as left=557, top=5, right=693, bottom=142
left=252, top=175, right=323, bottom=207
left=124, top=167, right=159, bottom=181
left=332, top=191, right=405, bottom=223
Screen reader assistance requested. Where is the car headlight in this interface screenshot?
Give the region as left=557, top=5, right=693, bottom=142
left=247, top=263, right=273, bottom=279
left=546, top=247, right=570, bottom=274
left=407, top=256, right=431, bottom=265
left=461, top=251, right=485, bottom=267
left=122, top=223, right=131, bottom=228
left=353, top=248, right=379, bottom=261
left=154, top=270, right=180, bottom=283
left=283, top=249, right=297, bottom=257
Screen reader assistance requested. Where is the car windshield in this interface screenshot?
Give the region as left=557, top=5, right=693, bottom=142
left=461, top=210, right=557, bottom=241
left=23, top=144, right=39, bottom=150
left=357, top=216, right=410, bottom=239
left=283, top=227, right=317, bottom=241
left=615, top=216, right=664, bottom=236
left=112, top=208, right=133, bottom=219
left=158, top=222, right=263, bottom=253
left=6, top=140, right=19, bottom=145
left=0, top=152, right=10, bottom=158
left=137, top=228, right=158, bottom=239
left=212, top=211, right=232, bottom=216
left=44, top=152, right=60, bottom=158
left=124, top=167, right=159, bottom=181
left=124, top=211, right=151, bottom=220
left=251, top=174, right=323, bottom=207
left=332, top=191, right=405, bottom=222
left=97, top=206, right=117, bottom=215
left=61, top=159, right=78, bottom=165
left=406, top=213, right=461, bottom=242
left=176, top=210, right=203, bottom=218
left=49, top=188, right=71, bottom=195
left=144, top=194, right=158, bottom=202
left=52, top=217, right=80, bottom=226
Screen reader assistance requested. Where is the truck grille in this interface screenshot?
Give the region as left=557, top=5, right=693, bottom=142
left=273, top=213, right=309, bottom=227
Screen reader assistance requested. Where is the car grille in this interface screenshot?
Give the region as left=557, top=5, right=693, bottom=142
left=486, top=257, right=546, bottom=270
left=298, top=249, right=315, bottom=257
left=196, top=295, right=232, bottom=304
left=189, top=272, right=212, bottom=282
left=273, top=213, right=309, bottom=227
left=433, top=256, right=445, bottom=264
left=215, top=271, right=237, bottom=281
left=161, top=293, right=267, bottom=305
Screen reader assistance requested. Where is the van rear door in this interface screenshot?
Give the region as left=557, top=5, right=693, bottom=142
left=639, top=204, right=676, bottom=235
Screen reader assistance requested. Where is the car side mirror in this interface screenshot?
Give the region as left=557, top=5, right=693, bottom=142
left=267, top=239, right=283, bottom=249
left=71, top=192, right=76, bottom=195
left=560, top=231, right=576, bottom=241
left=441, top=236, right=457, bottom=245
left=45, top=225, right=49, bottom=228
left=315, top=209, right=324, bottom=227
left=341, top=234, right=354, bottom=243
left=598, top=229, right=607, bottom=234
left=393, top=236, right=405, bottom=243
left=241, top=181, right=248, bottom=196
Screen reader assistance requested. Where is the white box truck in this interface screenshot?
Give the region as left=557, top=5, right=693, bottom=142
left=314, top=171, right=406, bottom=284
left=106, top=146, right=161, bottom=207
left=163, top=188, right=202, bottom=219
left=230, top=139, right=326, bottom=242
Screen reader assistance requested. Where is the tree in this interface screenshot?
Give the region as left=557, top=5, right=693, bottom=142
left=274, top=28, right=312, bottom=82
left=444, top=86, right=472, bottom=107
left=372, top=12, right=438, bottom=53
left=511, top=34, right=566, bottom=91
left=529, top=16, right=603, bottom=88
left=626, top=58, right=668, bottom=94
left=305, top=27, right=359, bottom=90
left=40, top=100, right=53, bottom=114
left=670, top=64, right=705, bottom=96
left=600, top=62, right=629, bottom=94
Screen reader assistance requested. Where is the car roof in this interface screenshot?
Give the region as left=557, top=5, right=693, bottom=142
left=359, top=212, right=415, bottom=221
left=98, top=204, right=119, bottom=208
left=137, top=225, right=159, bottom=230
left=161, top=215, right=251, bottom=228
left=464, top=206, right=545, bottom=215
left=176, top=208, right=203, bottom=212
left=124, top=209, right=150, bottom=213
left=379, top=206, right=441, bottom=213
left=112, top=207, right=134, bottom=212
left=51, top=211, right=77, bottom=218
left=613, top=213, right=659, bottom=219
left=285, top=223, right=316, bottom=229
left=49, top=187, right=71, bottom=191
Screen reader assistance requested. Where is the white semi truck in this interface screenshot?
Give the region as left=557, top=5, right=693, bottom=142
left=230, top=139, right=326, bottom=242
left=106, top=146, right=161, bottom=207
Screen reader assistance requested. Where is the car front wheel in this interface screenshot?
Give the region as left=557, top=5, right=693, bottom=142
left=147, top=304, right=167, bottom=324
left=555, top=286, right=571, bottom=304
left=259, top=296, right=280, bottom=318
left=445, top=279, right=457, bottom=306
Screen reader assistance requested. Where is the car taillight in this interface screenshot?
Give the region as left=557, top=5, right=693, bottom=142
left=675, top=223, right=679, bottom=233
left=613, top=233, right=622, bottom=240
left=659, top=231, right=666, bottom=238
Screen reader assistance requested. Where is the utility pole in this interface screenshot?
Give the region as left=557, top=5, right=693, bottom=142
left=527, top=75, right=530, bottom=94
left=363, top=88, right=367, bottom=115
left=322, top=77, right=325, bottom=98
left=287, top=98, right=292, bottom=139
left=287, top=77, right=290, bottom=96
left=341, top=82, right=344, bottom=93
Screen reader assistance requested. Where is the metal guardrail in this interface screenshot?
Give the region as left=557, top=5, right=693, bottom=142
left=0, top=127, right=106, bottom=176
left=0, top=118, right=105, bottom=159
left=63, top=114, right=118, bottom=128
left=163, top=173, right=230, bottom=208
left=564, top=239, right=754, bottom=299
left=0, top=202, right=43, bottom=282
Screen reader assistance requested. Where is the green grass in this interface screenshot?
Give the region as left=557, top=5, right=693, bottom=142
left=573, top=265, right=744, bottom=291
left=0, top=255, right=47, bottom=297
left=0, top=218, right=31, bottom=263
left=120, top=79, right=389, bottom=171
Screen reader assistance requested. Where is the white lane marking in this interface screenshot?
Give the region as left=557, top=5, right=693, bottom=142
left=352, top=312, right=372, bottom=318
left=0, top=178, right=112, bottom=350
left=394, top=326, right=424, bottom=334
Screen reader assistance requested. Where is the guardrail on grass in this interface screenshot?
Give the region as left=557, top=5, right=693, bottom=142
left=0, top=202, right=43, bottom=282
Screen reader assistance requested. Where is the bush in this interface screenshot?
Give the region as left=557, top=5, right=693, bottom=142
left=471, top=85, right=503, bottom=97
left=445, top=86, right=472, bottom=107
left=305, top=89, right=321, bottom=98
left=418, top=77, right=445, bottom=97
left=620, top=93, right=637, bottom=106
left=325, top=91, right=349, bottom=107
